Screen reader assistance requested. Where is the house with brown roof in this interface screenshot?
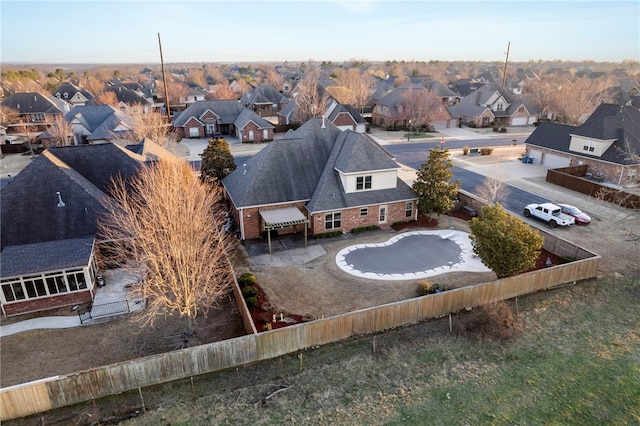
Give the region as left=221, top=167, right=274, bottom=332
left=222, top=118, right=418, bottom=244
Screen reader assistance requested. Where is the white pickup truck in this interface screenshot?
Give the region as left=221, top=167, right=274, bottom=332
left=523, top=203, right=575, bottom=228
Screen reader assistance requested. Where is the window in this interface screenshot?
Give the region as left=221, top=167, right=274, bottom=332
left=68, top=272, right=87, bottom=291
left=2, top=282, right=26, bottom=302
left=325, top=212, right=341, bottom=230
left=405, top=201, right=413, bottom=218
left=583, top=141, right=595, bottom=152
left=45, top=274, right=68, bottom=295
left=496, top=103, right=504, bottom=111
left=24, top=276, right=47, bottom=298
left=360, top=208, right=368, bottom=216
left=356, top=175, right=372, bottom=190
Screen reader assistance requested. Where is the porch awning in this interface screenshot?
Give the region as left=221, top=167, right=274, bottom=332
left=259, top=207, right=308, bottom=229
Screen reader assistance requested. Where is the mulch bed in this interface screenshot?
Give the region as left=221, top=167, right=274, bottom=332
left=248, top=283, right=306, bottom=332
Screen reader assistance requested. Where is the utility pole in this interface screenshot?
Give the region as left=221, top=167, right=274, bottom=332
left=158, top=33, right=171, bottom=123
left=501, top=41, right=510, bottom=88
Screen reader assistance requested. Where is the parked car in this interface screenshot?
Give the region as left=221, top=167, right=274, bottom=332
left=557, top=204, right=591, bottom=225
left=523, top=202, right=575, bottom=228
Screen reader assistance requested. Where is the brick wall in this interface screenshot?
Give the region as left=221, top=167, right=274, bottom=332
left=310, top=201, right=415, bottom=234
left=3, top=290, right=93, bottom=316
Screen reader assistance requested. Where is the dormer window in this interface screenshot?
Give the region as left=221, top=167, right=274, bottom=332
left=496, top=103, right=504, bottom=111
left=583, top=141, right=595, bottom=152
left=356, top=175, right=372, bottom=190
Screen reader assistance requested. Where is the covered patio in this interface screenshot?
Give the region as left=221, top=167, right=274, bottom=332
left=259, top=207, right=309, bottom=254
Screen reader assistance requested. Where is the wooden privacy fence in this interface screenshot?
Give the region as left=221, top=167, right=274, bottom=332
left=1, top=246, right=599, bottom=421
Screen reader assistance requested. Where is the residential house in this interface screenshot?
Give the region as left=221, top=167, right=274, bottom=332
left=65, top=104, right=132, bottom=144
left=525, top=103, right=640, bottom=187
left=278, top=95, right=367, bottom=133
left=179, top=85, right=207, bottom=106
left=1, top=92, right=66, bottom=133
left=172, top=100, right=274, bottom=142
left=222, top=118, right=418, bottom=241
left=98, top=85, right=153, bottom=112
left=53, top=82, right=95, bottom=107
left=449, top=82, right=538, bottom=127
left=0, top=141, right=174, bottom=316
left=241, top=83, right=289, bottom=119
left=371, top=82, right=458, bottom=129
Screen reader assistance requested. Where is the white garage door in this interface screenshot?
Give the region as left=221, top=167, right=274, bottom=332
left=528, top=149, right=543, bottom=164
left=189, top=127, right=199, bottom=137
left=512, top=117, right=528, bottom=126
left=542, top=153, right=571, bottom=169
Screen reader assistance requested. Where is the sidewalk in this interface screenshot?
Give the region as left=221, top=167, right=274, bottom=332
left=0, top=269, right=145, bottom=337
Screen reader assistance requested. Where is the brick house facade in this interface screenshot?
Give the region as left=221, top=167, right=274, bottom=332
left=223, top=119, right=418, bottom=243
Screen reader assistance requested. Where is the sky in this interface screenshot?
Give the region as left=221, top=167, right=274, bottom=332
left=1, top=0, right=639, bottom=65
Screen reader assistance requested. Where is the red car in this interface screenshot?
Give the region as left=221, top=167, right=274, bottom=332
left=558, top=204, right=591, bottom=225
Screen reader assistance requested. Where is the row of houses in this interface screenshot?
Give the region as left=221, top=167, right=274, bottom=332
left=2, top=101, right=639, bottom=317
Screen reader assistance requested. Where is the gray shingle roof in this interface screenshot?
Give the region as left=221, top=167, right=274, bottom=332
left=1, top=236, right=95, bottom=278
left=1, top=150, right=108, bottom=249
left=1, top=92, right=64, bottom=115
left=65, top=104, right=130, bottom=141
left=173, top=100, right=273, bottom=128
left=241, top=83, right=288, bottom=105
left=222, top=118, right=417, bottom=213
left=525, top=103, right=640, bottom=165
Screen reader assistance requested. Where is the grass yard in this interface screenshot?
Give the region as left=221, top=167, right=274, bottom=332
left=8, top=277, right=640, bottom=426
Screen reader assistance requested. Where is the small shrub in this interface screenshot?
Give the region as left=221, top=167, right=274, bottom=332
left=459, top=301, right=522, bottom=342
left=245, top=296, right=258, bottom=308
left=261, top=301, right=275, bottom=312
left=462, top=146, right=469, bottom=155
left=351, top=225, right=380, bottom=233
left=560, top=256, right=575, bottom=264
left=480, top=147, right=494, bottom=155
left=262, top=322, right=272, bottom=331
left=468, top=122, right=477, bottom=128
left=242, top=285, right=258, bottom=298
left=492, top=126, right=499, bottom=132
left=499, top=127, right=507, bottom=133
left=238, top=273, right=256, bottom=287
left=417, top=279, right=448, bottom=296
left=314, top=231, right=343, bottom=239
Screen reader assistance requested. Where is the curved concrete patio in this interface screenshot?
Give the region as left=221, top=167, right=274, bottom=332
left=335, top=230, right=491, bottom=281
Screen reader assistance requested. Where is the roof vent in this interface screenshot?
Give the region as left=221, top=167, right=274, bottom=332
left=321, top=115, right=326, bottom=129
left=56, top=191, right=66, bottom=208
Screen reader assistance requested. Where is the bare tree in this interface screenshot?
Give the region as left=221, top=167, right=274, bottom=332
left=401, top=86, right=443, bottom=130
left=118, top=105, right=172, bottom=147
left=158, top=80, right=190, bottom=106
left=211, top=84, right=237, bottom=100
left=264, top=66, right=284, bottom=91
left=45, top=114, right=74, bottom=147
left=335, top=67, right=373, bottom=112
left=474, top=174, right=511, bottom=206
left=294, top=71, right=329, bottom=122
left=552, top=77, right=610, bottom=125
left=98, top=159, right=236, bottom=337
left=0, top=106, right=20, bottom=127
left=93, top=91, right=120, bottom=107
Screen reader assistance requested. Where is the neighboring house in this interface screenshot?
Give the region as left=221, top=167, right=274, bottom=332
left=0, top=141, right=175, bottom=316
left=179, top=86, right=207, bottom=105
left=172, top=100, right=274, bottom=142
left=1, top=92, right=65, bottom=132
left=525, top=103, right=640, bottom=187
left=325, top=102, right=368, bottom=133
left=53, top=82, right=95, bottom=107
left=222, top=118, right=418, bottom=241
left=241, top=83, right=289, bottom=119
left=98, top=86, right=153, bottom=111
left=65, top=104, right=132, bottom=144
left=372, top=83, right=458, bottom=128
left=278, top=96, right=367, bottom=133
left=449, top=82, right=538, bottom=127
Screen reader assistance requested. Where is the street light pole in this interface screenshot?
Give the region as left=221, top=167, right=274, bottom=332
left=407, top=120, right=411, bottom=142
